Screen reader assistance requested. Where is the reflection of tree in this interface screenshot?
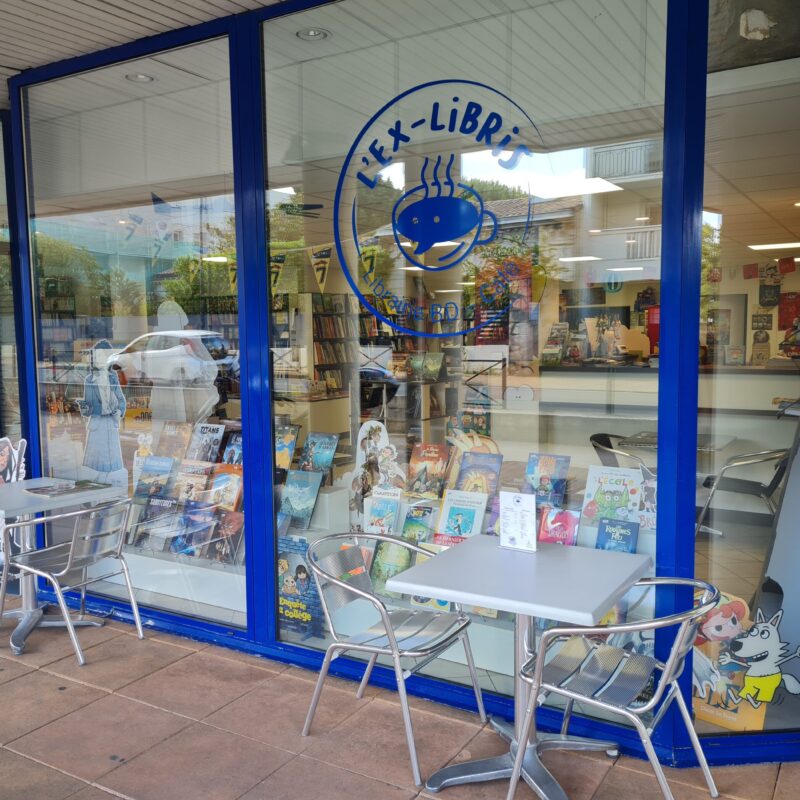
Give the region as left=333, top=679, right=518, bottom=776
left=699, top=221, right=721, bottom=333
left=460, top=178, right=527, bottom=202
left=109, top=268, right=143, bottom=315
left=161, top=256, right=234, bottom=316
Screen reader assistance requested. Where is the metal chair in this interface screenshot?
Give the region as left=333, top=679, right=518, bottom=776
left=695, top=449, right=788, bottom=537
left=0, top=437, right=27, bottom=573
left=0, top=499, right=144, bottom=665
left=302, top=532, right=487, bottom=787
left=589, top=433, right=649, bottom=471
left=506, top=578, right=720, bottom=800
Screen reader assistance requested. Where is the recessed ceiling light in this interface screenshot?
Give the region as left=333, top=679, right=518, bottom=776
left=625, top=239, right=636, bottom=244
left=435, top=289, right=462, bottom=294
left=607, top=266, right=644, bottom=272
left=748, top=242, right=800, bottom=251
left=400, top=266, right=423, bottom=271
left=794, top=202, right=800, bottom=207
left=457, top=282, right=476, bottom=286
left=125, top=73, right=155, bottom=83
left=635, top=216, right=650, bottom=221
left=559, top=256, right=602, bottom=262
left=117, top=220, right=126, bottom=224
left=588, top=229, right=602, bottom=233
left=202, top=256, right=228, bottom=263
left=296, top=28, right=330, bottom=41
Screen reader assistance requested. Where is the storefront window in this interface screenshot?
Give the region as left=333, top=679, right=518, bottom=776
left=692, top=7, right=800, bottom=734
left=264, top=0, right=667, bottom=697
left=24, top=39, right=246, bottom=626
left=0, top=122, right=21, bottom=441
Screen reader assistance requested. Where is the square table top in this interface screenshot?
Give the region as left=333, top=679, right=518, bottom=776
left=386, top=535, right=652, bottom=625
left=0, top=478, right=127, bottom=519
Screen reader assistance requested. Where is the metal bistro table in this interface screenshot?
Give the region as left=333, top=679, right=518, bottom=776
left=0, top=478, right=127, bottom=655
left=386, top=535, right=651, bottom=800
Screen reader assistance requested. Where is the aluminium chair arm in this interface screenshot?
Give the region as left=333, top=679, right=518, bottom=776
left=718, top=448, right=788, bottom=474
left=521, top=577, right=719, bottom=715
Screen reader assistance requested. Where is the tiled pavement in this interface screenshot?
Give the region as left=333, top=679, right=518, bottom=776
left=0, top=601, right=796, bottom=800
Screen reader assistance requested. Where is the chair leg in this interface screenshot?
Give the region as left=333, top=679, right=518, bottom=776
left=118, top=557, right=144, bottom=639
left=357, top=653, right=377, bottom=699
left=461, top=632, right=487, bottom=723
left=50, top=579, right=85, bottom=666
left=560, top=699, right=574, bottom=735
left=0, top=546, right=10, bottom=622
left=302, top=645, right=337, bottom=736
left=505, top=684, right=538, bottom=800
left=631, top=715, right=675, bottom=800
left=79, top=568, right=87, bottom=618
left=674, top=686, right=719, bottom=798
left=393, top=653, right=422, bottom=787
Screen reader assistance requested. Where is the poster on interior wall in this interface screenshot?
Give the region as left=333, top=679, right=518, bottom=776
left=752, top=313, right=773, bottom=330
left=561, top=287, right=606, bottom=307
left=759, top=283, right=781, bottom=308
left=778, top=257, right=797, bottom=275
left=779, top=292, right=800, bottom=330
left=743, top=263, right=759, bottom=279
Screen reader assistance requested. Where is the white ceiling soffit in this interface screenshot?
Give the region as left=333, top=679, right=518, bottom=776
left=0, top=0, right=283, bottom=109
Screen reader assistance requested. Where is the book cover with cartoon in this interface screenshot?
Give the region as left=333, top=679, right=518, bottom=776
left=298, top=432, right=339, bottom=474
left=279, top=469, right=323, bottom=529
left=364, top=488, right=401, bottom=535
left=595, top=518, right=640, bottom=553
left=172, top=459, right=213, bottom=504
left=208, top=464, right=244, bottom=512
left=185, top=423, right=226, bottom=462
left=401, top=504, right=438, bottom=544
left=277, top=534, right=324, bottom=638
left=580, top=465, right=642, bottom=530
left=406, top=443, right=450, bottom=499
left=538, top=508, right=579, bottom=546
left=522, top=452, right=571, bottom=506
left=455, top=452, right=503, bottom=497
left=434, top=489, right=487, bottom=546
left=222, top=431, right=245, bottom=466
left=155, top=421, right=193, bottom=460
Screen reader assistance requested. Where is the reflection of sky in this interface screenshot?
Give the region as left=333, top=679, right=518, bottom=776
left=462, top=148, right=586, bottom=190
left=702, top=210, right=722, bottom=230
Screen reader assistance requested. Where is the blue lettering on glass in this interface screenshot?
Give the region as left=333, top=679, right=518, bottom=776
left=335, top=79, right=540, bottom=339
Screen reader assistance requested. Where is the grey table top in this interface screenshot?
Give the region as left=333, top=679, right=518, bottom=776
left=386, top=535, right=652, bottom=625
left=0, top=478, right=127, bottom=519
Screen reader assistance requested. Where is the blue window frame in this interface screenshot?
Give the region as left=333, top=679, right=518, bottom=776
left=4, top=0, right=797, bottom=765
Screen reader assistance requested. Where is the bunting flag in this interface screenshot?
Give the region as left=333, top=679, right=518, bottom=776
left=269, top=252, right=286, bottom=291
left=309, top=245, right=332, bottom=292
left=742, top=263, right=759, bottom=279
left=778, top=256, right=797, bottom=275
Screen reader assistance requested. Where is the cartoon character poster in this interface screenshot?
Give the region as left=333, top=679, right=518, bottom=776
left=579, top=466, right=642, bottom=534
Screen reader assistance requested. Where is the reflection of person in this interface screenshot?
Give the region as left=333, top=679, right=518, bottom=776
left=78, top=348, right=126, bottom=473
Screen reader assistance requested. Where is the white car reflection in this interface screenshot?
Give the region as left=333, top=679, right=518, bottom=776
left=107, top=330, right=233, bottom=386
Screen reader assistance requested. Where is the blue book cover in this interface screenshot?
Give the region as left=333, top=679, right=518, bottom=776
left=595, top=518, right=640, bottom=553
left=522, top=453, right=570, bottom=506
left=133, top=456, right=175, bottom=499
left=279, top=470, right=324, bottom=529
left=297, top=432, right=340, bottom=474
left=455, top=452, right=503, bottom=497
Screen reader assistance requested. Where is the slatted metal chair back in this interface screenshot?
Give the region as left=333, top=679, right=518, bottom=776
left=65, top=501, right=131, bottom=575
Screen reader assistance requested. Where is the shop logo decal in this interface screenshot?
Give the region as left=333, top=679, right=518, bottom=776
left=334, top=79, right=540, bottom=338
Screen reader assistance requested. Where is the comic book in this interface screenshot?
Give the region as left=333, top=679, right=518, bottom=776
left=364, top=487, right=402, bottom=535
left=580, top=466, right=643, bottom=531
left=208, top=464, right=244, bottom=512
left=297, top=432, right=339, bottom=474
left=595, top=518, right=640, bottom=553
left=203, top=510, right=245, bottom=564
left=434, top=489, right=487, bottom=546
left=222, top=431, right=245, bottom=466
left=407, top=352, right=425, bottom=381
left=422, top=352, right=445, bottom=382
left=132, top=494, right=182, bottom=551
left=522, top=453, right=571, bottom=506
left=400, top=503, right=438, bottom=544
left=168, top=501, right=217, bottom=557
left=277, top=534, right=324, bottom=637
left=279, top=470, right=323, bottom=529
left=452, top=409, right=491, bottom=437
left=274, top=425, right=300, bottom=472
left=406, top=443, right=450, bottom=499
left=155, top=421, right=193, bottom=460
left=185, top=423, right=226, bottom=462
left=455, top=452, right=503, bottom=497
left=369, top=535, right=413, bottom=598
left=172, top=460, right=213, bottom=504
left=133, top=456, right=176, bottom=499
left=538, top=508, right=580, bottom=546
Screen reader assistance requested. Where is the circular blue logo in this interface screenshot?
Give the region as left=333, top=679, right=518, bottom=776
left=334, top=79, right=541, bottom=338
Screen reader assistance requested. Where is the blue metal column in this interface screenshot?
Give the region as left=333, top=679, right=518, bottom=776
left=653, top=0, right=710, bottom=762
left=228, top=17, right=276, bottom=645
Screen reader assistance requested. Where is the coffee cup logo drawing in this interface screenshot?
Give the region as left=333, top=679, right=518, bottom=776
left=392, top=154, right=498, bottom=271
left=334, top=78, right=542, bottom=338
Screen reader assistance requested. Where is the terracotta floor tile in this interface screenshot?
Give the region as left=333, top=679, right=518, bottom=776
left=43, top=633, right=190, bottom=690
left=774, top=762, right=800, bottom=800
left=9, top=694, right=189, bottom=780
left=65, top=788, right=118, bottom=799
left=0, top=614, right=124, bottom=668
left=100, top=723, right=293, bottom=800
left=376, top=685, right=489, bottom=726
left=0, top=671, right=104, bottom=744
left=204, top=644, right=287, bottom=673
left=0, top=657, right=34, bottom=685
left=0, top=748, right=86, bottom=800
left=203, top=671, right=364, bottom=754
left=303, top=697, right=480, bottom=790
left=594, top=762, right=729, bottom=800
left=284, top=662, right=383, bottom=697
left=615, top=755, right=777, bottom=800
left=119, top=650, right=273, bottom=718
left=240, top=754, right=417, bottom=800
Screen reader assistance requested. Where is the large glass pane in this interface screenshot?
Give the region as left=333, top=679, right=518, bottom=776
left=0, top=122, right=21, bottom=442
left=692, top=6, right=800, bottom=734
left=265, top=0, right=666, bottom=702
left=24, top=39, right=245, bottom=626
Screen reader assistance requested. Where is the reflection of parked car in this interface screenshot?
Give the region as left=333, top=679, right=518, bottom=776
left=107, top=331, right=234, bottom=386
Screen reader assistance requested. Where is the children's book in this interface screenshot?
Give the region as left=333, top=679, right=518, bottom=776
left=134, top=495, right=182, bottom=550
left=455, top=409, right=491, bottom=437
left=277, top=534, right=324, bottom=637
left=538, top=508, right=580, bottom=546
left=369, top=535, right=413, bottom=597
left=133, top=456, right=175, bottom=499
left=638, top=468, right=657, bottom=532
left=279, top=470, right=323, bottom=529
left=298, top=432, right=339, bottom=474
left=407, top=352, right=425, bottom=381
left=400, top=504, right=438, bottom=544
left=410, top=543, right=451, bottom=611
left=170, top=501, right=217, bottom=557
left=364, top=487, right=402, bottom=535
left=185, top=423, right=226, bottom=462
left=523, top=453, right=571, bottom=506
left=455, top=452, right=503, bottom=497
left=155, top=421, right=193, bottom=460
left=434, top=489, right=487, bottom=546
left=273, top=425, right=299, bottom=471
left=208, top=465, right=244, bottom=512
left=222, top=431, right=245, bottom=466
left=172, top=460, right=213, bottom=504
left=406, top=443, right=450, bottom=499
left=595, top=518, right=640, bottom=553
left=580, top=465, right=643, bottom=529
left=422, top=352, right=445, bottom=382
left=203, top=510, right=245, bottom=564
